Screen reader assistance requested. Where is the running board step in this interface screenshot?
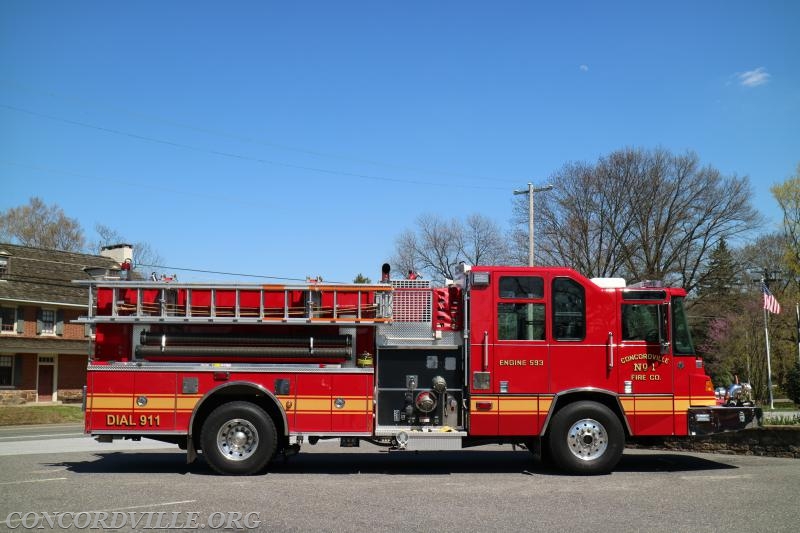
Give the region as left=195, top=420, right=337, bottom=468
left=375, top=427, right=467, bottom=451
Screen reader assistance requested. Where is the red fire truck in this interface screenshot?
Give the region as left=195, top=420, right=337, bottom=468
left=77, top=263, right=761, bottom=475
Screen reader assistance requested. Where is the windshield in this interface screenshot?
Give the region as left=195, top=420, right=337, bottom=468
left=671, top=296, right=695, bottom=355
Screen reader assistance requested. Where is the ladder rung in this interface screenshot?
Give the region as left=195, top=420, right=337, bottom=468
left=86, top=282, right=394, bottom=324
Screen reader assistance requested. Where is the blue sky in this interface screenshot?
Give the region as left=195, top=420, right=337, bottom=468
left=1, top=1, right=798, bottom=283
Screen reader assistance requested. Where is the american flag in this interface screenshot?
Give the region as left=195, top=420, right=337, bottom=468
left=762, top=284, right=781, bottom=314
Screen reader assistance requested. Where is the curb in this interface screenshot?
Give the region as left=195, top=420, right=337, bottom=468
left=630, top=426, right=800, bottom=458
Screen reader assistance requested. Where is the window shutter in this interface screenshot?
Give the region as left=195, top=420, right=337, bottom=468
left=55, top=310, right=64, bottom=336
left=36, top=309, right=43, bottom=335
left=16, top=307, right=24, bottom=334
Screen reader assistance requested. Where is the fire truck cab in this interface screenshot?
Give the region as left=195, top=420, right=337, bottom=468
left=78, top=264, right=761, bottom=475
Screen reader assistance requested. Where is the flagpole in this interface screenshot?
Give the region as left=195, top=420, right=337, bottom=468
left=763, top=298, right=775, bottom=410
left=796, top=303, right=800, bottom=365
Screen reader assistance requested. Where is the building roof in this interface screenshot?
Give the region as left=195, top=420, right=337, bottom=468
left=0, top=243, right=121, bottom=306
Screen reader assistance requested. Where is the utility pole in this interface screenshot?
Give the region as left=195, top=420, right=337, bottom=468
left=513, top=183, right=553, bottom=266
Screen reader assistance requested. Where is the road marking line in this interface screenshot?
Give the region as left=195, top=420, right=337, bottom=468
left=30, top=467, right=68, bottom=474
left=0, top=433, right=83, bottom=440
left=91, top=500, right=198, bottom=513
left=0, top=423, right=82, bottom=432
left=0, top=477, right=68, bottom=485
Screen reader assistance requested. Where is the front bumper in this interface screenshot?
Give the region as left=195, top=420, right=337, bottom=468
left=688, top=406, right=763, bottom=436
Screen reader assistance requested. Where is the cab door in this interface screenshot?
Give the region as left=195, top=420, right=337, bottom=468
left=492, top=273, right=549, bottom=435
left=616, top=292, right=674, bottom=434
left=467, top=269, right=548, bottom=436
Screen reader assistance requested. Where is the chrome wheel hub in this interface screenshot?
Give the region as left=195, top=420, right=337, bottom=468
left=567, top=418, right=607, bottom=461
left=217, top=418, right=258, bottom=461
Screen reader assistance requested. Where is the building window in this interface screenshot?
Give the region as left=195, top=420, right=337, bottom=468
left=0, top=307, right=16, bottom=333
left=0, top=356, right=12, bottom=386
left=0, top=256, right=8, bottom=279
left=41, top=309, right=56, bottom=335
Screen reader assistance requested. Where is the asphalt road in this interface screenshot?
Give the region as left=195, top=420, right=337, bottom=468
left=0, top=424, right=798, bottom=532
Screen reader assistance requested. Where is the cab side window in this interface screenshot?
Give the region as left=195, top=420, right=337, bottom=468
left=498, top=276, right=545, bottom=341
left=552, top=278, right=585, bottom=341
left=622, top=304, right=664, bottom=343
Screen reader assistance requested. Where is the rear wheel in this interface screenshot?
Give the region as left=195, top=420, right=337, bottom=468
left=547, top=401, right=624, bottom=475
left=201, top=401, right=277, bottom=475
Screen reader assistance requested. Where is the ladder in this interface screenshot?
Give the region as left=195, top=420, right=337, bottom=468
left=74, top=280, right=393, bottom=325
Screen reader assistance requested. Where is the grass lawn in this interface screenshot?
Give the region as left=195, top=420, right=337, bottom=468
left=0, top=404, right=84, bottom=426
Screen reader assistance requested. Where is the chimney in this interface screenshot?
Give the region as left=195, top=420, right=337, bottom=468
left=100, top=244, right=134, bottom=265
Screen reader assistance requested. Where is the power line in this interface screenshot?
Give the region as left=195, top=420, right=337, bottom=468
left=1, top=103, right=510, bottom=191
left=0, top=254, right=326, bottom=284
left=135, top=263, right=333, bottom=283
left=1, top=79, right=519, bottom=184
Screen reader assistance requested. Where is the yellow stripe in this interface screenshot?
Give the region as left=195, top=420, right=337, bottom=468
left=177, top=398, right=200, bottom=410
left=498, top=397, right=537, bottom=414
left=133, top=397, right=175, bottom=410
left=90, top=398, right=132, bottom=409
left=634, top=398, right=673, bottom=410
left=333, top=401, right=370, bottom=412
left=674, top=399, right=690, bottom=411
left=620, top=398, right=635, bottom=411
left=539, top=397, right=553, bottom=411
left=295, top=399, right=330, bottom=411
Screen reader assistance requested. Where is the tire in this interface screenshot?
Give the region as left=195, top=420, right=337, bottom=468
left=547, top=401, right=624, bottom=475
left=200, top=401, right=277, bottom=475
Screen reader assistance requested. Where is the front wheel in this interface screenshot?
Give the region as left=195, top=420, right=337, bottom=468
left=200, top=401, right=277, bottom=475
left=547, top=401, right=624, bottom=475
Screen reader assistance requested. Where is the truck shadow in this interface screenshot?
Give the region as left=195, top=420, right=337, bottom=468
left=51, top=448, right=737, bottom=477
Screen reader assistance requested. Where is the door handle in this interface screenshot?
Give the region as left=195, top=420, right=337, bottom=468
left=608, top=331, right=614, bottom=369
left=483, top=330, right=489, bottom=371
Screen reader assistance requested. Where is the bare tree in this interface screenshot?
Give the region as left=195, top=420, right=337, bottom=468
left=515, top=148, right=763, bottom=291
left=0, top=197, right=85, bottom=251
left=513, top=160, right=637, bottom=275
left=93, top=224, right=164, bottom=275
left=458, top=214, right=510, bottom=266
left=392, top=213, right=510, bottom=282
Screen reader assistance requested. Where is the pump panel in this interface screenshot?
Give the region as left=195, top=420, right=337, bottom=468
left=376, top=347, right=463, bottom=427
